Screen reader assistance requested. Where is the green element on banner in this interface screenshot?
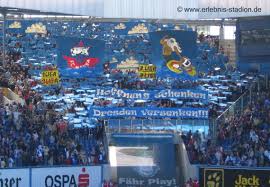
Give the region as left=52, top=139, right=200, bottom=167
left=204, top=169, right=224, bottom=187
left=207, top=172, right=221, bottom=187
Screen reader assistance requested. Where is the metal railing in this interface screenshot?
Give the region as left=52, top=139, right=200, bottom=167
left=212, top=77, right=261, bottom=141
left=211, top=90, right=250, bottom=140
left=106, top=118, right=210, bottom=134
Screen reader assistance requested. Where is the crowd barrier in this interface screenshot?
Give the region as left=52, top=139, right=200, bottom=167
left=1, top=162, right=270, bottom=187
left=0, top=165, right=105, bottom=187
left=107, top=119, right=209, bottom=134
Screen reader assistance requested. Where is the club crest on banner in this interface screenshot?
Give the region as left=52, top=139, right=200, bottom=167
left=63, top=41, right=99, bottom=69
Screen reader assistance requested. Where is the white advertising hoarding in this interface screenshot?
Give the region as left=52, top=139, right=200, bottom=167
left=0, top=168, right=30, bottom=187
left=32, top=166, right=102, bottom=187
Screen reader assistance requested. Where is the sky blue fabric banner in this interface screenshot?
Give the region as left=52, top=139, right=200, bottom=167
left=57, top=36, right=105, bottom=77
left=95, top=88, right=208, bottom=101
left=89, top=107, right=208, bottom=119
left=150, top=31, right=197, bottom=79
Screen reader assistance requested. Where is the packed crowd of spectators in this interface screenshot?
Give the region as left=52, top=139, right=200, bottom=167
left=102, top=180, right=117, bottom=187
left=0, top=53, right=107, bottom=168
left=184, top=87, right=270, bottom=167
left=198, top=33, right=219, bottom=50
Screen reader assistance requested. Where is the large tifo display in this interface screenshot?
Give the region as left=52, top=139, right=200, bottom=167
left=0, top=166, right=102, bottom=187
left=90, top=107, right=209, bottom=119
left=199, top=167, right=270, bottom=187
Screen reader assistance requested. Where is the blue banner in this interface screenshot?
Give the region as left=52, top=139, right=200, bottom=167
left=150, top=31, right=197, bottom=79
left=95, top=88, right=208, bottom=101
left=89, top=107, right=208, bottom=119
left=57, top=37, right=105, bottom=76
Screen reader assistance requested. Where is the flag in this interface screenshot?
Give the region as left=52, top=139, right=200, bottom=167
left=57, top=36, right=105, bottom=77
left=149, top=31, right=198, bottom=79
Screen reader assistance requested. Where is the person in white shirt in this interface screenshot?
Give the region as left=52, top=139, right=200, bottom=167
left=250, top=129, right=259, bottom=143
left=8, top=157, right=14, bottom=168
left=0, top=158, right=6, bottom=168
left=264, top=150, right=270, bottom=161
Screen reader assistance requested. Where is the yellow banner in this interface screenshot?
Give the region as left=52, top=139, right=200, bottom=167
left=138, top=64, right=156, bottom=79
left=41, top=69, right=60, bottom=86
left=139, top=72, right=156, bottom=79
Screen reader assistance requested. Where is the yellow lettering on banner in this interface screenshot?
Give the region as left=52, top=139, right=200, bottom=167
left=139, top=65, right=156, bottom=72
left=41, top=69, right=60, bottom=86
left=138, top=64, right=156, bottom=79
left=234, top=175, right=260, bottom=187
left=139, top=72, right=156, bottom=79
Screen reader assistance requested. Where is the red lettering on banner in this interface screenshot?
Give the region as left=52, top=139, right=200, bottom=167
left=78, top=168, right=90, bottom=187
left=63, top=56, right=99, bottom=69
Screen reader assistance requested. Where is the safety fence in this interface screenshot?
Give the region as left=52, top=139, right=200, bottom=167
left=212, top=76, right=263, bottom=140
left=106, top=118, right=210, bottom=134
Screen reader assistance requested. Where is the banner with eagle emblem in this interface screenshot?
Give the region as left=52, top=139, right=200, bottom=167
left=149, top=31, right=198, bottom=79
